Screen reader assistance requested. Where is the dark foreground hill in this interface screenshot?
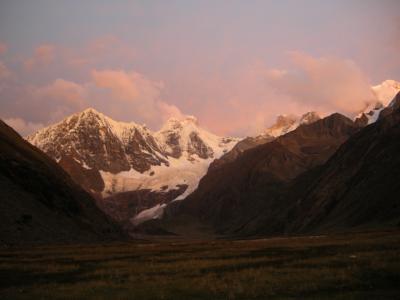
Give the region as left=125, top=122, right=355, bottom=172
left=289, top=93, right=400, bottom=234
left=0, top=120, right=125, bottom=245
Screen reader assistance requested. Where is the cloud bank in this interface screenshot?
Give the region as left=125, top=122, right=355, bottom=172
left=266, top=52, right=377, bottom=116
left=3, top=118, right=44, bottom=136
left=169, top=52, right=378, bottom=136
left=0, top=42, right=7, bottom=55
left=24, top=44, right=55, bottom=71
left=1, top=62, right=183, bottom=134
left=0, top=41, right=385, bottom=137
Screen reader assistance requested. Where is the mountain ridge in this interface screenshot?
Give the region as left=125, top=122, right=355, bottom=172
left=23, top=80, right=400, bottom=232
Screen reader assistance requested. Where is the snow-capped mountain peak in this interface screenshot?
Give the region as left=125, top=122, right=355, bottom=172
left=27, top=109, right=239, bottom=211
left=27, top=107, right=165, bottom=175
left=354, top=80, right=400, bottom=126
left=155, top=115, right=237, bottom=161
left=264, top=112, right=321, bottom=137
left=161, top=115, right=199, bottom=130
left=372, top=79, right=400, bottom=105
left=355, top=101, right=385, bottom=126
left=77, top=107, right=150, bottom=143
left=389, top=91, right=400, bottom=108
left=27, top=109, right=239, bottom=225
left=299, top=111, right=321, bottom=125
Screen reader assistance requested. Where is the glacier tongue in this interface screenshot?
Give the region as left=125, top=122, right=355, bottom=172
left=131, top=203, right=167, bottom=226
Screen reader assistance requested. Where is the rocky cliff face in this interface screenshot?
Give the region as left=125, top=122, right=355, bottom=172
left=28, top=108, right=168, bottom=176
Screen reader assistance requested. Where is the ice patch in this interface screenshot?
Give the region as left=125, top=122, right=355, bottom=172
left=131, top=203, right=167, bottom=226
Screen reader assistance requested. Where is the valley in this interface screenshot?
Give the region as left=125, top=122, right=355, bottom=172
left=1, top=2, right=400, bottom=298
left=1, top=230, right=399, bottom=299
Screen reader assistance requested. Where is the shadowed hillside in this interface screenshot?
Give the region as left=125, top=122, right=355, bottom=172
left=0, top=120, right=125, bottom=245
left=290, top=93, right=400, bottom=233
left=166, top=95, right=400, bottom=237
left=168, top=113, right=359, bottom=235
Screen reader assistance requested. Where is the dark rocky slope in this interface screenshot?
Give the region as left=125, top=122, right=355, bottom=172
left=167, top=93, right=400, bottom=237
left=0, top=120, right=125, bottom=245
left=168, top=113, right=359, bottom=235
left=290, top=92, right=400, bottom=233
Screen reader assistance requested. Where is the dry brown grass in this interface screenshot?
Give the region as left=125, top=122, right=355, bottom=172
left=1, top=230, right=400, bottom=299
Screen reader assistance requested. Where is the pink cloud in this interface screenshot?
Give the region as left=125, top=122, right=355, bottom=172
left=266, top=52, right=377, bottom=116
left=1, top=67, right=183, bottom=135
left=0, top=61, right=12, bottom=81
left=1, top=77, right=89, bottom=131
left=24, top=44, right=56, bottom=71
left=16, top=37, right=137, bottom=83
left=92, top=69, right=140, bottom=100
left=90, top=69, right=183, bottom=125
left=164, top=61, right=302, bottom=136
left=35, top=79, right=87, bottom=111
left=0, top=42, right=7, bottom=55
left=157, top=101, right=185, bottom=122
left=164, top=53, right=378, bottom=137
left=1, top=79, right=88, bottom=127
left=3, top=118, right=44, bottom=137
left=65, top=36, right=136, bottom=70
left=1, top=39, right=383, bottom=138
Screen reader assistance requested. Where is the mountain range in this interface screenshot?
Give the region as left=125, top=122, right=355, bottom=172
left=1, top=79, right=399, bottom=241
left=27, top=109, right=239, bottom=227
left=26, top=108, right=331, bottom=228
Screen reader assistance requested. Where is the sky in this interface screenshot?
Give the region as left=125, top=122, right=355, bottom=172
left=0, top=0, right=399, bottom=136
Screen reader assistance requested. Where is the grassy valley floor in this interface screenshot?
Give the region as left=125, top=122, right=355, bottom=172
left=1, top=230, right=400, bottom=299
